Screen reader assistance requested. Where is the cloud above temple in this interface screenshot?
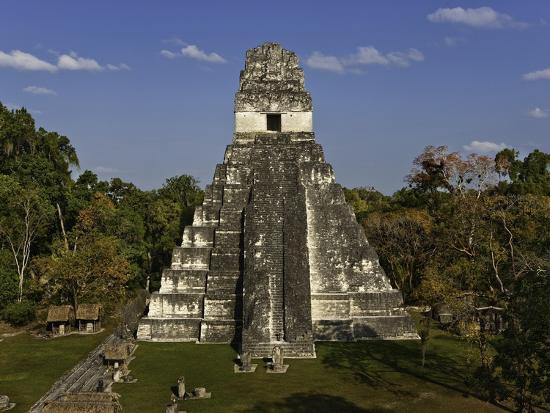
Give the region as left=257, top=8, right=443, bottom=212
left=305, top=52, right=345, bottom=73
left=528, top=107, right=549, bottom=119
left=427, top=7, right=528, bottom=29
left=305, top=46, right=424, bottom=73
left=23, top=85, right=57, bottom=95
left=523, top=68, right=550, bottom=80
left=463, top=140, right=508, bottom=153
left=161, top=42, right=226, bottom=64
left=0, top=50, right=57, bottom=72
left=0, top=49, right=130, bottom=72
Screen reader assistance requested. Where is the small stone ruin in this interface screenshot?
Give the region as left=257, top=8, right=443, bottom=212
left=234, top=351, right=257, bottom=373
left=172, top=376, right=211, bottom=402
left=267, top=345, right=289, bottom=374
left=0, top=395, right=15, bottom=411
left=177, top=376, right=186, bottom=399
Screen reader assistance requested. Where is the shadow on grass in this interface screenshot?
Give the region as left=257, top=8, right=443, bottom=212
left=241, top=393, right=392, bottom=413
left=323, top=340, right=465, bottom=390
left=320, top=340, right=513, bottom=412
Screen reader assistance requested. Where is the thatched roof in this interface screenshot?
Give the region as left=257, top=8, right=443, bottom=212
left=43, top=392, right=121, bottom=413
left=47, top=305, right=75, bottom=322
left=103, top=342, right=132, bottom=361
left=76, top=304, right=102, bottom=320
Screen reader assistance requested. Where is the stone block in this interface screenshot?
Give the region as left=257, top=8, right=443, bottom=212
left=352, top=315, right=419, bottom=339
left=182, top=227, right=215, bottom=247
left=200, top=319, right=240, bottom=342
left=148, top=293, right=204, bottom=317
left=313, top=320, right=354, bottom=341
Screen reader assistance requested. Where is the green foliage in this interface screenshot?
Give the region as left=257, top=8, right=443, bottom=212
left=0, top=270, right=18, bottom=310
left=159, top=175, right=203, bottom=208
left=0, top=249, right=18, bottom=309
left=1, top=300, right=36, bottom=326
left=363, top=209, right=434, bottom=299
left=0, top=175, right=54, bottom=301
left=494, top=269, right=550, bottom=412
left=496, top=148, right=550, bottom=195
left=343, top=187, right=390, bottom=220
left=36, top=235, right=133, bottom=312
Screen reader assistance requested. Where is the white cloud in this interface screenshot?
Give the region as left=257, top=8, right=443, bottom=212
left=347, top=46, right=389, bottom=65
left=386, top=49, right=424, bottom=67
left=0, top=50, right=57, bottom=72
left=180, top=45, right=226, bottom=63
left=160, top=49, right=178, bottom=59
left=523, top=68, right=550, bottom=81
left=463, top=140, right=508, bottom=153
left=306, top=46, right=424, bottom=73
left=161, top=43, right=227, bottom=64
left=0, top=49, right=129, bottom=73
left=23, top=85, right=57, bottom=95
left=427, top=7, right=528, bottom=29
left=305, top=52, right=344, bottom=73
left=57, top=52, right=103, bottom=71
left=106, top=63, right=131, bottom=71
left=528, top=107, right=549, bottom=119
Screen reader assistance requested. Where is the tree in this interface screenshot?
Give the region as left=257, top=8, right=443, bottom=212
left=494, top=267, right=550, bottom=412
left=36, top=236, right=132, bottom=312
left=158, top=175, right=203, bottom=209
left=0, top=104, right=36, bottom=158
left=343, top=187, right=390, bottom=221
left=363, top=209, right=434, bottom=300
left=0, top=175, right=52, bottom=301
left=496, top=149, right=550, bottom=195
left=407, top=145, right=498, bottom=202
left=0, top=250, right=19, bottom=310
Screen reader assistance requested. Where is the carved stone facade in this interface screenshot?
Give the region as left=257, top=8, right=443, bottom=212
left=137, top=43, right=418, bottom=357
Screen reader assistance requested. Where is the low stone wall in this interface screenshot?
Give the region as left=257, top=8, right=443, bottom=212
left=138, top=318, right=202, bottom=341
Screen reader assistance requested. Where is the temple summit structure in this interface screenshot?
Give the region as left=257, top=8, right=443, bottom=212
left=137, top=42, right=418, bottom=357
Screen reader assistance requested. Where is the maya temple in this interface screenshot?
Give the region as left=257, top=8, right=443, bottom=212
left=137, top=42, right=418, bottom=357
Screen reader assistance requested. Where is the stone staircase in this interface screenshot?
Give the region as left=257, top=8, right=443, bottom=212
left=138, top=132, right=418, bottom=352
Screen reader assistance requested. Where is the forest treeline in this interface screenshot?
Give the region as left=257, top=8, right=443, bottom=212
left=0, top=103, right=203, bottom=322
left=0, top=103, right=548, bottom=411
left=345, top=146, right=549, bottom=411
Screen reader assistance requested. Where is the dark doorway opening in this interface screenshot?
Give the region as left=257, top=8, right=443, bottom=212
left=267, top=114, right=281, bottom=131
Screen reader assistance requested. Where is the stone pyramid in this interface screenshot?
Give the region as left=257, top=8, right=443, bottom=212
left=137, top=43, right=418, bottom=357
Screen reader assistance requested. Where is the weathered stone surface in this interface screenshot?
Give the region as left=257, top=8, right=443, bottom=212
left=137, top=42, right=418, bottom=354
left=0, top=395, right=12, bottom=410
left=235, top=43, right=312, bottom=112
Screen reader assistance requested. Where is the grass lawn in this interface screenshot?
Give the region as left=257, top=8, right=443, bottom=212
left=0, top=331, right=109, bottom=413
left=115, top=325, right=509, bottom=413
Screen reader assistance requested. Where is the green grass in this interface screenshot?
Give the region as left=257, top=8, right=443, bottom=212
left=0, top=331, right=109, bottom=412
left=114, top=326, right=509, bottom=413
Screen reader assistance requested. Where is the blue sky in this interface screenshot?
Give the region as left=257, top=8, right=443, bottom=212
left=1, top=1, right=549, bottom=194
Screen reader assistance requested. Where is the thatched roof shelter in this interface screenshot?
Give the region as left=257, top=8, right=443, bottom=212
left=47, top=305, right=75, bottom=323
left=103, top=342, right=132, bottom=362
left=76, top=304, right=102, bottom=320
left=43, top=392, right=121, bottom=413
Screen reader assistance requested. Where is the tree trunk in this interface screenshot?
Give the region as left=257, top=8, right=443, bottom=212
left=56, top=203, right=69, bottom=252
